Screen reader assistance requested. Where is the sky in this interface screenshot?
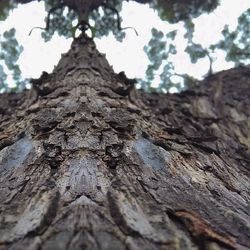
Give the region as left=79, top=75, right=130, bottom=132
left=0, top=0, right=249, bottom=88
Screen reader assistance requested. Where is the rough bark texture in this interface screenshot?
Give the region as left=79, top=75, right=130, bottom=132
left=0, top=35, right=249, bottom=250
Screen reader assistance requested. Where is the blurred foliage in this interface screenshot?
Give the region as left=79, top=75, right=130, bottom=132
left=40, top=0, right=126, bottom=41
left=0, top=0, right=16, bottom=21
left=210, top=8, right=250, bottom=66
left=142, top=0, right=220, bottom=92
left=89, top=0, right=126, bottom=42
left=143, top=4, right=250, bottom=92
left=0, top=28, right=26, bottom=92
left=0, top=0, right=249, bottom=92
left=140, top=28, right=177, bottom=92
left=150, top=0, right=219, bottom=23
left=41, top=1, right=78, bottom=42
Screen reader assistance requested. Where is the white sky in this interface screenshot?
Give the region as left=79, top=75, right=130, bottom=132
left=0, top=0, right=249, bottom=87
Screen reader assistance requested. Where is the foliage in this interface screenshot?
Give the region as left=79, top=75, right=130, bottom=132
left=0, top=0, right=249, bottom=92
left=0, top=0, right=16, bottom=21
left=143, top=6, right=250, bottom=91
left=0, top=28, right=26, bottom=92
left=150, top=0, right=219, bottom=23
left=41, top=0, right=78, bottom=41
left=140, top=28, right=177, bottom=92
left=210, top=8, right=250, bottom=66
left=40, top=0, right=125, bottom=41
left=89, top=0, right=126, bottom=42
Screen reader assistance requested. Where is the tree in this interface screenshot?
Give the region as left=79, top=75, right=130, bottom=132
left=0, top=1, right=250, bottom=250
left=0, top=33, right=250, bottom=250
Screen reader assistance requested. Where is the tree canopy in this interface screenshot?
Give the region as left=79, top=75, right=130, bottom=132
left=0, top=0, right=249, bottom=92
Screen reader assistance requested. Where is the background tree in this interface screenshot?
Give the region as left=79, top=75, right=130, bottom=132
left=0, top=0, right=249, bottom=92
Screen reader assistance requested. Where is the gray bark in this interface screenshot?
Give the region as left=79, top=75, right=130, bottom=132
left=0, top=34, right=249, bottom=250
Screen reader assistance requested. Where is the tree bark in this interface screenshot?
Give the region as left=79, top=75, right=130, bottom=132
left=0, top=34, right=249, bottom=250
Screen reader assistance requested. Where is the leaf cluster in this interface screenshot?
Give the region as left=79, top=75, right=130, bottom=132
left=0, top=0, right=249, bottom=92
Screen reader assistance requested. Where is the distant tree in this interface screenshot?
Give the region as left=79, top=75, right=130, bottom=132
left=0, top=0, right=249, bottom=92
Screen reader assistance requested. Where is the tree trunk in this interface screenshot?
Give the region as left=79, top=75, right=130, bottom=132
left=0, top=34, right=249, bottom=250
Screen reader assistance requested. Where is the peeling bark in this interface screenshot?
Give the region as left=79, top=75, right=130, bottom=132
left=0, top=35, right=249, bottom=250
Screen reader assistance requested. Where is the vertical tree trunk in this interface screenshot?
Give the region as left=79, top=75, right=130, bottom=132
left=0, top=35, right=249, bottom=250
